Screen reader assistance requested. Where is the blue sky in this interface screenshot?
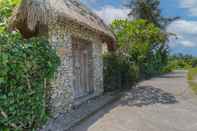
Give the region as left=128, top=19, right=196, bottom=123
left=81, top=0, right=197, bottom=56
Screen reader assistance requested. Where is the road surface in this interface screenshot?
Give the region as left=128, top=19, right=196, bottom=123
left=70, top=71, right=197, bottom=131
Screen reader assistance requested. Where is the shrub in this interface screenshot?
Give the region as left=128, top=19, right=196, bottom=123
left=168, top=54, right=197, bottom=70
left=0, top=32, right=60, bottom=130
left=103, top=53, right=139, bottom=92
left=161, top=64, right=173, bottom=73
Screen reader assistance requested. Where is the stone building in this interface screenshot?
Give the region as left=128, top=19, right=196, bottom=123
left=9, top=0, right=115, bottom=116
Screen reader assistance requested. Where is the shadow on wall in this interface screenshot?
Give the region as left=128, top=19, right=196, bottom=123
left=120, top=86, right=177, bottom=107
left=69, top=86, right=177, bottom=131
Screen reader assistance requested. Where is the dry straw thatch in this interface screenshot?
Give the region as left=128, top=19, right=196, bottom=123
left=9, top=0, right=115, bottom=47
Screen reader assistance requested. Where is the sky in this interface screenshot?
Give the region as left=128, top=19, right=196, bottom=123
left=81, top=0, right=197, bottom=56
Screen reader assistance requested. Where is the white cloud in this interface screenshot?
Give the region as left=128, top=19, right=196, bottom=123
left=80, top=1, right=130, bottom=24
left=95, top=6, right=130, bottom=24
left=167, top=19, right=197, bottom=48
left=168, top=20, right=197, bottom=35
left=181, top=41, right=196, bottom=47
left=179, top=0, right=197, bottom=16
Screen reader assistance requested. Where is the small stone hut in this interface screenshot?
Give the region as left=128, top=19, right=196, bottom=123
left=10, top=0, right=115, bottom=116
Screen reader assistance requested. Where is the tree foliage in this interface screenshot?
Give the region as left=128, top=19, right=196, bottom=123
left=0, top=0, right=21, bottom=31
left=111, top=19, right=168, bottom=77
left=168, top=53, right=197, bottom=70
left=128, top=0, right=179, bottom=29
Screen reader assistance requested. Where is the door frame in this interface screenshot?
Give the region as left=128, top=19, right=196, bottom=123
left=72, top=37, right=94, bottom=99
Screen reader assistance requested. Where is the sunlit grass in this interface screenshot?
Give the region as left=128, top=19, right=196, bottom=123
left=188, top=67, right=197, bottom=94
left=188, top=67, right=197, bottom=80
left=188, top=81, right=197, bottom=94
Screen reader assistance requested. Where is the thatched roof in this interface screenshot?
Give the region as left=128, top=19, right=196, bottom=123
left=9, top=0, right=116, bottom=49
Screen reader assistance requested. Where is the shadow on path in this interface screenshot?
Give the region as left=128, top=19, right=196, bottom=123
left=120, top=86, right=177, bottom=107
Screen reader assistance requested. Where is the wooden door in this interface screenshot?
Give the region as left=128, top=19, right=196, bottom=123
left=72, top=38, right=92, bottom=99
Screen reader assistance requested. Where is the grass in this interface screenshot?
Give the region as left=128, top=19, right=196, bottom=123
left=188, top=67, right=197, bottom=94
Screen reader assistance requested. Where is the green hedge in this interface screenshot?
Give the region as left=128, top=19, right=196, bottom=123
left=103, top=53, right=139, bottom=92
left=0, top=33, right=60, bottom=130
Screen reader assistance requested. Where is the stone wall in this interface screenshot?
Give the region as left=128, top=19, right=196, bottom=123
left=48, top=25, right=74, bottom=117
left=92, top=40, right=104, bottom=95
left=47, top=24, right=104, bottom=117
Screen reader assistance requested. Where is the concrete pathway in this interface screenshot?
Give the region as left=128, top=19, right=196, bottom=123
left=70, top=71, right=197, bottom=131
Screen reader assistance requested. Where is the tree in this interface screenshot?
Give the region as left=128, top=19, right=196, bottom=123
left=127, top=0, right=179, bottom=29
left=127, top=0, right=179, bottom=72
left=111, top=19, right=167, bottom=77
left=0, top=0, right=21, bottom=31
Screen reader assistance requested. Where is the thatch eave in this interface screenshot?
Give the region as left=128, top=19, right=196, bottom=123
left=9, top=0, right=116, bottom=49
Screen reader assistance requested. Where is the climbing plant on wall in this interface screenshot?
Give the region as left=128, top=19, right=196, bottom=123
left=0, top=0, right=60, bottom=130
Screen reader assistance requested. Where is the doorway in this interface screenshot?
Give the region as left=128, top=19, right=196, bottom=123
left=72, top=37, right=94, bottom=99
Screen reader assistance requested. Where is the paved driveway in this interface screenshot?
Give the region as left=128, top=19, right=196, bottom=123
left=70, top=71, right=197, bottom=131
